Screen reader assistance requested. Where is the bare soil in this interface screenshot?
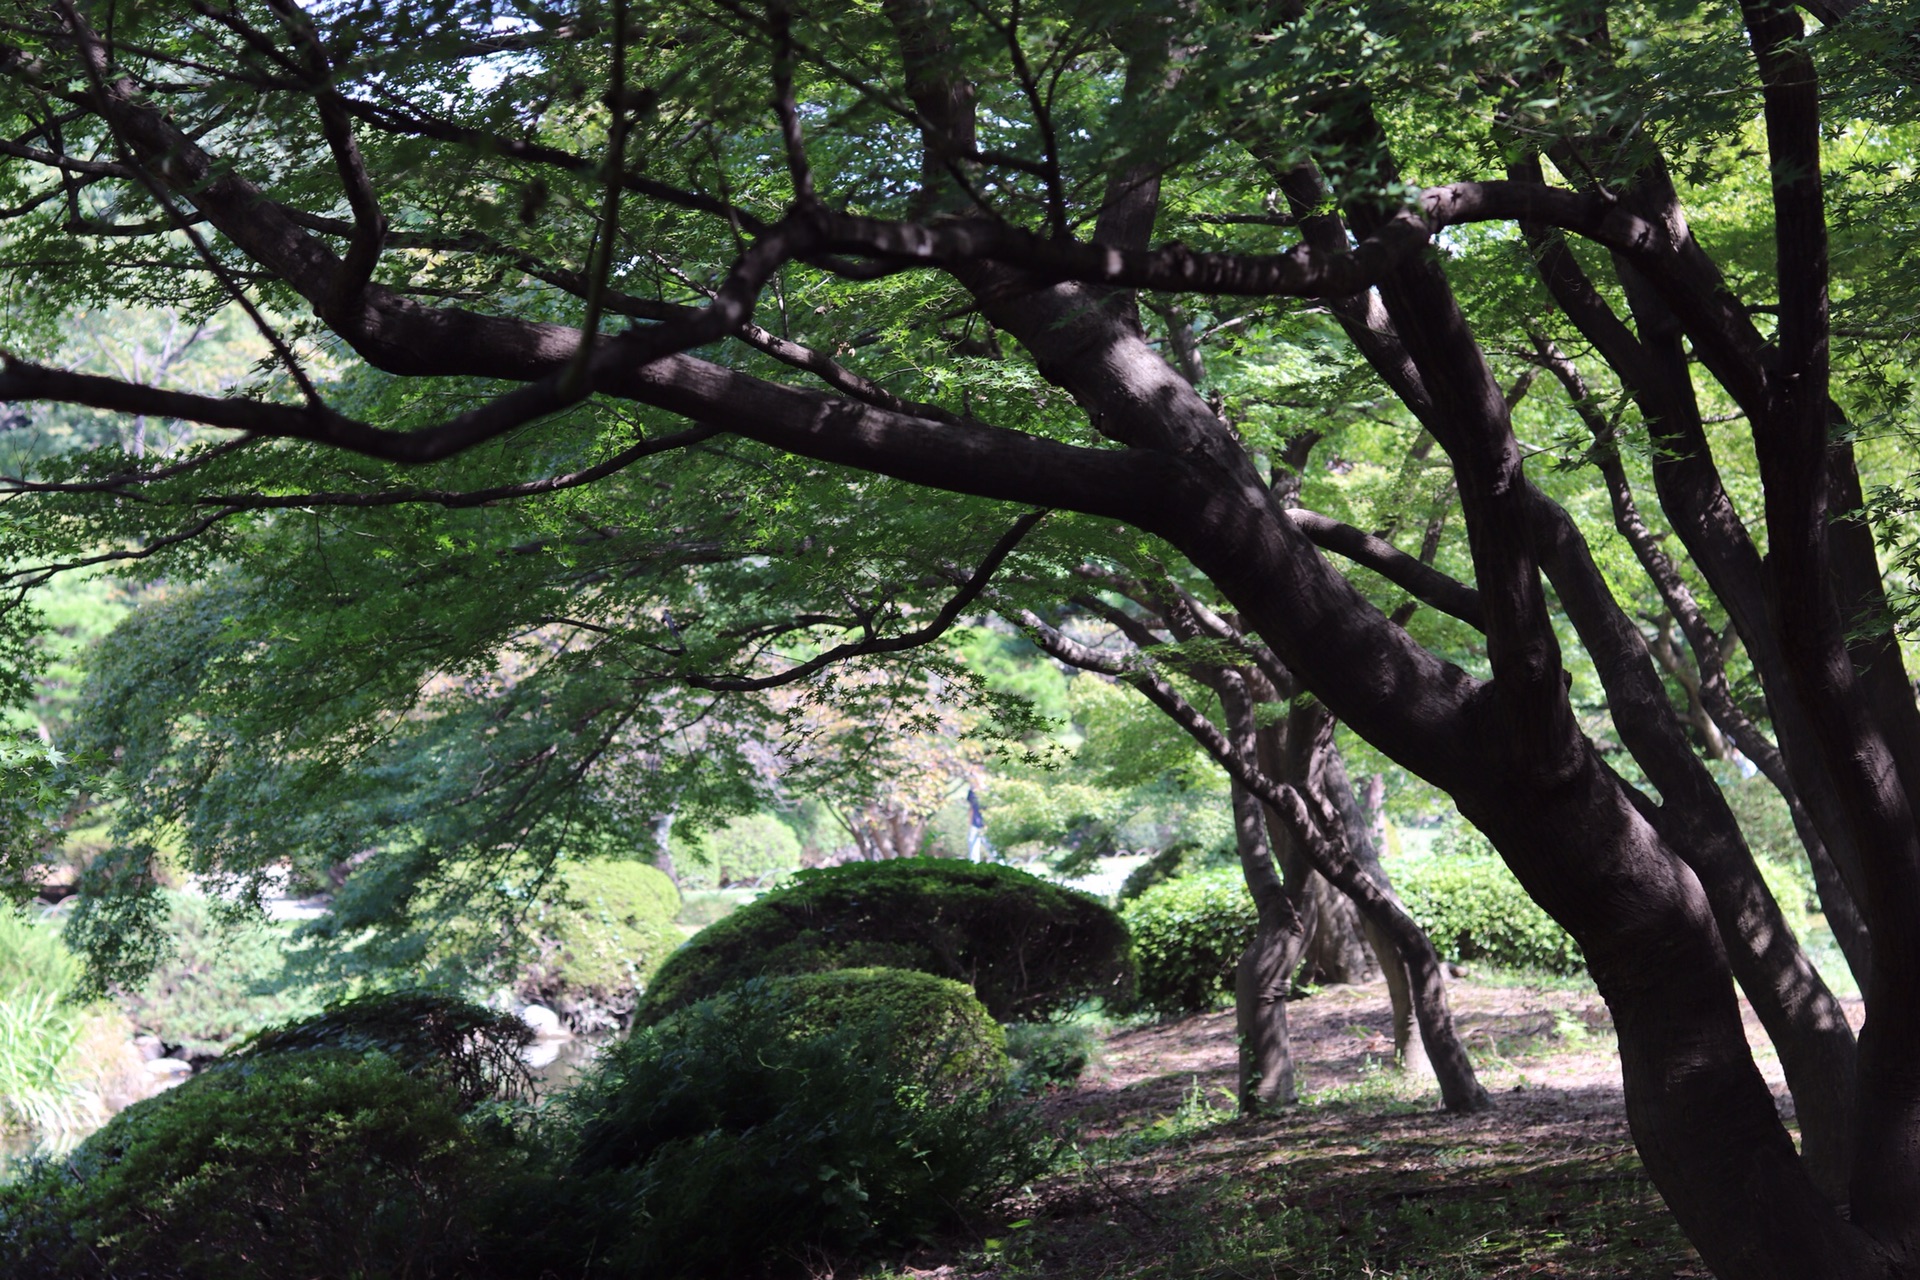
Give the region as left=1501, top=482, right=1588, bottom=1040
left=899, top=977, right=1860, bottom=1280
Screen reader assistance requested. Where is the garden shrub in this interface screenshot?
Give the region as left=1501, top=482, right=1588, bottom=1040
left=1120, top=866, right=1256, bottom=1014
left=0, top=1050, right=530, bottom=1280
left=116, top=891, right=323, bottom=1059
left=236, top=990, right=535, bottom=1108
left=1388, top=845, right=1584, bottom=975
left=1004, top=1019, right=1099, bottom=1091
left=637, top=857, right=1132, bottom=1023
left=540, top=969, right=1043, bottom=1278
left=517, top=859, right=682, bottom=1031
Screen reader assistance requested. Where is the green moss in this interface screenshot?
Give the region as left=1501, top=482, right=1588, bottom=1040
left=636, top=858, right=1132, bottom=1023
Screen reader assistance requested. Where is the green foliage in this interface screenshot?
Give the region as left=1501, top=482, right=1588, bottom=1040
left=1117, top=842, right=1222, bottom=903
left=545, top=971, right=1043, bottom=1278
left=236, top=991, right=534, bottom=1110
left=1120, top=867, right=1256, bottom=1015
left=638, top=858, right=1132, bottom=1023
left=1389, top=831, right=1585, bottom=976
left=518, top=859, right=682, bottom=1030
left=0, top=1050, right=527, bottom=1280
left=670, top=812, right=803, bottom=890
left=986, top=676, right=1235, bottom=874
left=1005, top=1019, right=1100, bottom=1092
left=114, top=892, right=323, bottom=1059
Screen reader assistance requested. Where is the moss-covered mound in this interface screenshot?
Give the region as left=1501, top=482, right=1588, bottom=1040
left=637, top=858, right=1131, bottom=1023
left=518, top=859, right=682, bottom=1030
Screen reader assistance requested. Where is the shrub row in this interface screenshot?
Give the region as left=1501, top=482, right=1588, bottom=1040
left=1119, top=848, right=1592, bottom=1016
left=1387, top=852, right=1585, bottom=976
left=0, top=974, right=1038, bottom=1280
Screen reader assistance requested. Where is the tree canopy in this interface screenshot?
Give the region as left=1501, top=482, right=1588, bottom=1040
left=2, top=1, right=1920, bottom=1275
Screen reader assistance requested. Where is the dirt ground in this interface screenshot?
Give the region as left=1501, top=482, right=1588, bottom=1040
left=902, top=978, right=1862, bottom=1280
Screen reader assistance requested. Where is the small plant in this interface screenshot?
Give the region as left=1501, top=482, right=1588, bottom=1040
left=544, top=968, right=1046, bottom=1278
left=1005, top=1018, right=1101, bottom=1091
left=637, top=857, right=1133, bottom=1023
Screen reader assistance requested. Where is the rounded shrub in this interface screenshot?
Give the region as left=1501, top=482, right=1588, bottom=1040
left=1120, top=866, right=1256, bottom=1014
left=637, top=857, right=1131, bottom=1023
left=236, top=989, right=535, bottom=1108
left=0, top=1050, right=528, bottom=1280
left=545, top=969, right=1043, bottom=1278
left=518, top=859, right=683, bottom=1030
left=1388, top=849, right=1584, bottom=975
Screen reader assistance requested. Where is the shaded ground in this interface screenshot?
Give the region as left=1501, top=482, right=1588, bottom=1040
left=897, top=977, right=1860, bottom=1279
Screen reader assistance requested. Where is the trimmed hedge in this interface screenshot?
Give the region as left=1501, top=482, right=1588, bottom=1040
left=236, top=990, right=535, bottom=1108
left=1122, top=848, right=1589, bottom=1016
left=636, top=858, right=1132, bottom=1023
left=0, top=1050, right=527, bottom=1280
left=518, top=859, right=682, bottom=1030
left=546, top=968, right=1041, bottom=1277
left=1120, top=867, right=1256, bottom=1014
left=1388, top=852, right=1584, bottom=976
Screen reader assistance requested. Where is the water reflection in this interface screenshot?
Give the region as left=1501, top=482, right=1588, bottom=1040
left=527, top=1032, right=615, bottom=1097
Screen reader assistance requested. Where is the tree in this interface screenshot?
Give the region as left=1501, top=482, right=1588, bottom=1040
left=0, top=2, right=1918, bottom=1275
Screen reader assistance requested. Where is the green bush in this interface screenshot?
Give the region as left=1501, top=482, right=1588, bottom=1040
left=0, top=1050, right=529, bottom=1279
left=1120, top=867, right=1256, bottom=1014
left=116, top=892, right=323, bottom=1059
left=1005, top=1019, right=1099, bottom=1091
left=518, top=859, right=682, bottom=1030
left=1388, top=849, right=1584, bottom=976
left=637, top=858, right=1132, bottom=1023
left=237, top=990, right=535, bottom=1108
left=542, top=969, right=1043, bottom=1278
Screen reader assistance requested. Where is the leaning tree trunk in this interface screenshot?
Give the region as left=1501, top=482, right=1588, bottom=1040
left=1228, top=778, right=1310, bottom=1111
left=1325, top=739, right=1429, bottom=1075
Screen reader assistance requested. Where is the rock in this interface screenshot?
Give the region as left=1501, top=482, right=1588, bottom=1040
left=132, top=1034, right=164, bottom=1062
left=142, top=1058, right=193, bottom=1094
left=519, top=1004, right=569, bottom=1040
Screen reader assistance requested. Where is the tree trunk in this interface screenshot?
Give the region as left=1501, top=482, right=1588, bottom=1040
left=1229, top=778, right=1308, bottom=1111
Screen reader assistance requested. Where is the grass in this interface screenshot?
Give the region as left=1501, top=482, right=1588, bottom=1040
left=0, top=910, right=128, bottom=1146
left=870, top=977, right=1712, bottom=1280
